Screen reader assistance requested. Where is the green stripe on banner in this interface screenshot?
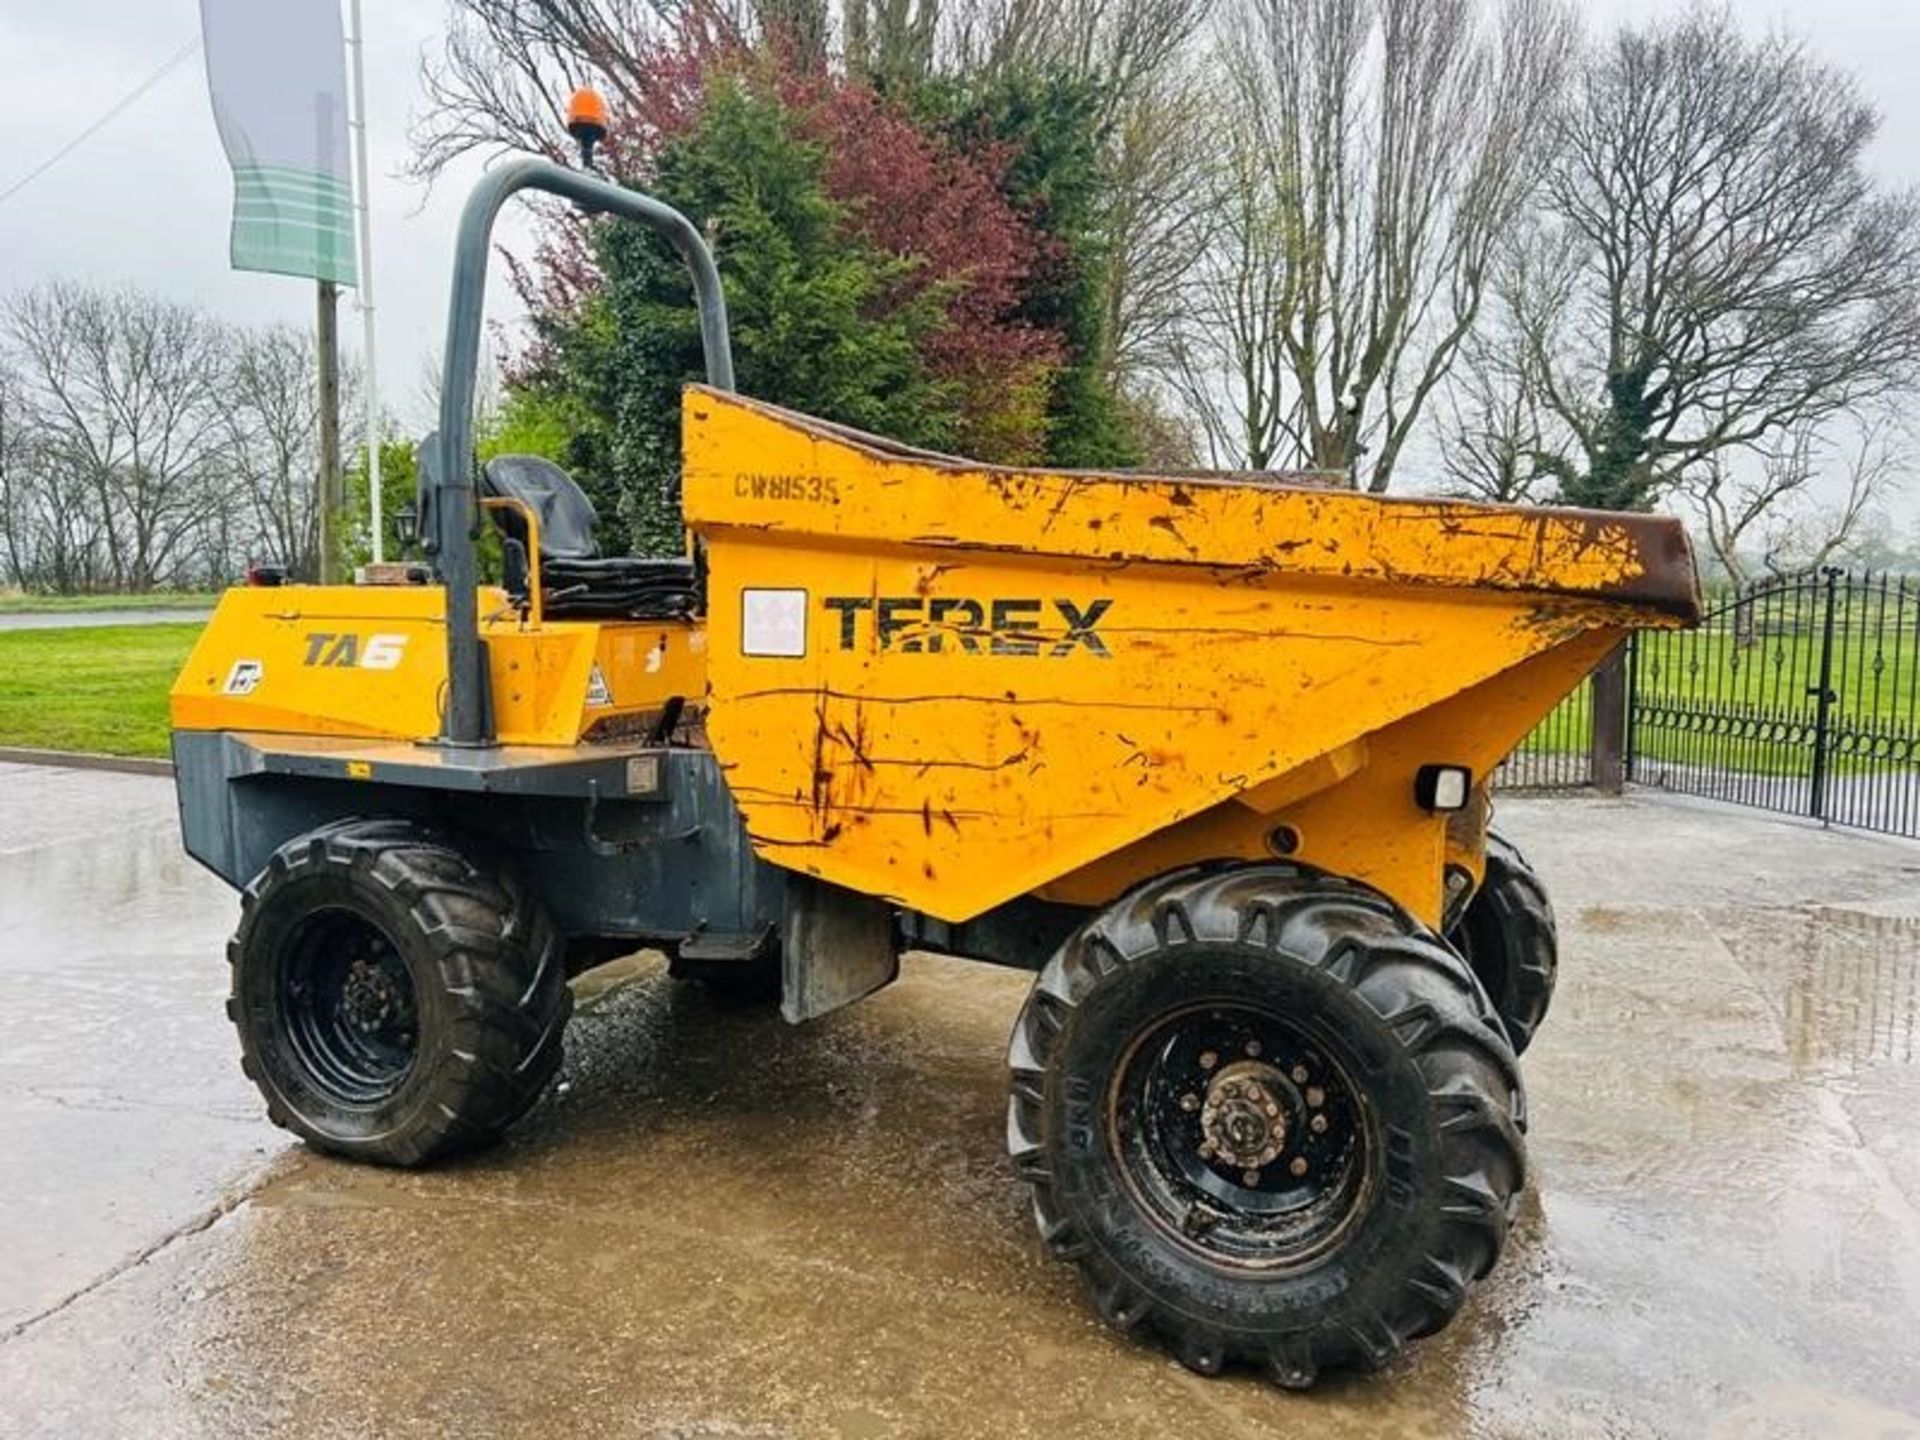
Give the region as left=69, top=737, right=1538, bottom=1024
left=228, top=164, right=357, bottom=285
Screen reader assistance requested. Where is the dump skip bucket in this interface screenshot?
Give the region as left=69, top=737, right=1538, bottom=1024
left=683, top=388, right=1698, bottom=925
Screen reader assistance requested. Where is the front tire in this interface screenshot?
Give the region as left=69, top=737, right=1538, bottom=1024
left=1006, top=864, right=1525, bottom=1386
left=229, top=819, right=571, bottom=1167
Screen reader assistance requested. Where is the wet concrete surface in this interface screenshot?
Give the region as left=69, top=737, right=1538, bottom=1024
left=3, top=769, right=1919, bottom=1438
left=0, top=609, right=210, bottom=632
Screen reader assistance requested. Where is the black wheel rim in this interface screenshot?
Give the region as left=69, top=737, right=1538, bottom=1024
left=279, top=907, right=419, bottom=1106
left=1107, top=1001, right=1377, bottom=1271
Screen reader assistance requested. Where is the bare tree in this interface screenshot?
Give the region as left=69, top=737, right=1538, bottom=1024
left=0, top=365, right=25, bottom=586
left=1433, top=229, right=1581, bottom=502
left=1162, top=0, right=1572, bottom=482
left=3, top=285, right=232, bottom=590
left=1183, top=0, right=1576, bottom=488
left=1688, top=414, right=1908, bottom=590
left=223, top=327, right=337, bottom=578
left=0, top=286, right=384, bottom=593
left=1097, top=48, right=1217, bottom=388
left=1438, top=342, right=1552, bottom=504
left=945, top=0, right=1214, bottom=387
left=413, top=1, right=755, bottom=180
left=1520, top=9, right=1920, bottom=511
left=1163, top=84, right=1295, bottom=470
left=845, top=0, right=938, bottom=82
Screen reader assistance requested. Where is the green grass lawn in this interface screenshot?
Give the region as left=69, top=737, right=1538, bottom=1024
left=0, top=624, right=200, bottom=758
left=0, top=589, right=219, bottom=614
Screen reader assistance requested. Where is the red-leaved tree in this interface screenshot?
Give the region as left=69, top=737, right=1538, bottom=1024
left=505, top=36, right=1063, bottom=462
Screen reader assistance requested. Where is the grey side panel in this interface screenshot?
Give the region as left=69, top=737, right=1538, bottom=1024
left=523, top=749, right=784, bottom=941
left=172, top=732, right=786, bottom=944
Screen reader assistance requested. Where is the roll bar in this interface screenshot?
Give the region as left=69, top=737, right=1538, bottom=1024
left=427, top=158, right=734, bottom=746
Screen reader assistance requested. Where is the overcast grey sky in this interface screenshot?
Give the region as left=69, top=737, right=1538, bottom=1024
left=0, top=0, right=537, bottom=427
left=2, top=0, right=1918, bottom=512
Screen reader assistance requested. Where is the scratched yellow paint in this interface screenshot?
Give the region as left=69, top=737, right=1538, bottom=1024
left=683, top=388, right=1697, bottom=925
left=170, top=585, right=705, bottom=745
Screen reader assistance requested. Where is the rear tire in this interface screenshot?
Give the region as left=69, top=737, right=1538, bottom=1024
left=229, top=819, right=571, bottom=1167
left=1007, top=864, right=1525, bottom=1386
left=1450, top=832, right=1557, bottom=1055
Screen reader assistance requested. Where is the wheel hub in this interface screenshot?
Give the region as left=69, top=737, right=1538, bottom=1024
left=342, top=956, right=396, bottom=1032
left=1198, top=1060, right=1290, bottom=1171
left=280, top=909, right=419, bottom=1106
left=1110, top=1003, right=1372, bottom=1270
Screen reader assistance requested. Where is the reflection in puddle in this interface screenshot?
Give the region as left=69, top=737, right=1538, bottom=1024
left=1710, top=908, right=1920, bottom=1069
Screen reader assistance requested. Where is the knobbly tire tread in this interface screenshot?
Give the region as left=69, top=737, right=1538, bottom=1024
left=1006, top=863, right=1526, bottom=1387
left=1450, top=832, right=1558, bottom=1055
left=229, top=818, right=572, bottom=1167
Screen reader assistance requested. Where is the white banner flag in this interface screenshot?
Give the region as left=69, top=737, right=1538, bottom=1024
left=199, top=0, right=358, bottom=284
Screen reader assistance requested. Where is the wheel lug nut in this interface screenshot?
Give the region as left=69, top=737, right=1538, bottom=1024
left=1291, top=1065, right=1309, bottom=1084
left=1305, top=1086, right=1325, bottom=1108
left=1199, top=1050, right=1218, bottom=1071
left=1289, top=1157, right=1309, bottom=1177
left=1310, top=1114, right=1329, bottom=1134
left=1242, top=1169, right=1261, bottom=1187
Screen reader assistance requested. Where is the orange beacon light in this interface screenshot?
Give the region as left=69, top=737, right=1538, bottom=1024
left=566, top=87, right=609, bottom=169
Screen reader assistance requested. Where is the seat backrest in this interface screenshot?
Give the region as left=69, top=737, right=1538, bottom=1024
left=480, top=454, right=601, bottom=561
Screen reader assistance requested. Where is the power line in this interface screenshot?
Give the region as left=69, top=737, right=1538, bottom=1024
left=0, top=36, right=203, bottom=208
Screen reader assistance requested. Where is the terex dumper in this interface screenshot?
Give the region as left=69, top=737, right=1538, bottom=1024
left=171, top=115, right=1699, bottom=1386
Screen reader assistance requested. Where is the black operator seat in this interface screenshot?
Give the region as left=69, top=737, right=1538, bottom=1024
left=479, top=454, right=697, bottom=620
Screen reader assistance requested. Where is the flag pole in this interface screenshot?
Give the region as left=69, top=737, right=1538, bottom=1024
left=346, top=0, right=382, bottom=563
left=317, top=279, right=341, bottom=582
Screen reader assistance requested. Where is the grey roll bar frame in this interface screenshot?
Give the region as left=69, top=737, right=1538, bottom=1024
left=429, top=158, right=735, bottom=746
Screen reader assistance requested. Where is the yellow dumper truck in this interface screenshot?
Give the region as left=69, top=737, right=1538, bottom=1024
left=170, top=136, right=1698, bottom=1386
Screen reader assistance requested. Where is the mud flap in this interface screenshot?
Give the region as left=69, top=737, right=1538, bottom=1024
left=781, top=875, right=899, bottom=1023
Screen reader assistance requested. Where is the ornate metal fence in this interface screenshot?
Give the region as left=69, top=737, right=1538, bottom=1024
left=1495, top=664, right=1598, bottom=790
left=1630, top=569, right=1920, bottom=835
left=1501, top=570, right=1920, bottom=840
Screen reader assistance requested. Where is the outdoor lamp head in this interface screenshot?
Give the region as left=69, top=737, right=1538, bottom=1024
left=566, top=87, right=609, bottom=170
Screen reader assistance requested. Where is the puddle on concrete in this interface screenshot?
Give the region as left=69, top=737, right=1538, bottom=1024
left=1709, top=907, right=1920, bottom=1070
left=1575, top=903, right=1920, bottom=1071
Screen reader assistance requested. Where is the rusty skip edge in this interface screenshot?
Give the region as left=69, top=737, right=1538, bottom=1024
left=685, top=387, right=1704, bottom=627
left=1535, top=512, right=1701, bottom=622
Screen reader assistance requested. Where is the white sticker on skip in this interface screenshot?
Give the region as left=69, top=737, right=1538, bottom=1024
left=742, top=588, right=808, bottom=658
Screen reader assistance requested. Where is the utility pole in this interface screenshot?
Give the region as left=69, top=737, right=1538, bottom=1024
left=317, top=279, right=341, bottom=583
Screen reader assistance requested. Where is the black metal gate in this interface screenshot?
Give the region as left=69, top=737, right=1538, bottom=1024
left=1628, top=569, right=1920, bottom=836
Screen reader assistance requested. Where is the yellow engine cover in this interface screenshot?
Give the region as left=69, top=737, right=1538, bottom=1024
left=170, top=584, right=706, bottom=746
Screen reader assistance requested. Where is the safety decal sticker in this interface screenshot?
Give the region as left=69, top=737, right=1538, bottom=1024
left=586, top=663, right=614, bottom=707
left=222, top=659, right=265, bottom=695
